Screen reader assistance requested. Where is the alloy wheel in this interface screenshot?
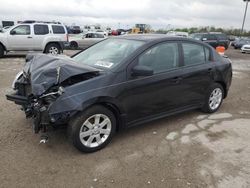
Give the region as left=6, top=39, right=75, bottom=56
left=79, top=114, right=112, bottom=148
left=209, top=88, right=223, bottom=110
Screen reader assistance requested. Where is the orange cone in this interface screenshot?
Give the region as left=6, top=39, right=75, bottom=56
left=216, top=46, right=225, bottom=55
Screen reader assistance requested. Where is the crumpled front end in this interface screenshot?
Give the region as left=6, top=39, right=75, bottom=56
left=6, top=53, right=100, bottom=134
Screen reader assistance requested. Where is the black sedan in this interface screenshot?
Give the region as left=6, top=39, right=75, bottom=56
left=6, top=35, right=232, bottom=152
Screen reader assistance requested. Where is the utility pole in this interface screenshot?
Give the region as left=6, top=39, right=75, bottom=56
left=241, top=0, right=250, bottom=36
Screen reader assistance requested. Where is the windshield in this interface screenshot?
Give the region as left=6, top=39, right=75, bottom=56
left=72, top=38, right=145, bottom=69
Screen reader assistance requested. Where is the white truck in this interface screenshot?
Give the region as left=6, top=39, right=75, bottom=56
left=0, top=21, right=69, bottom=58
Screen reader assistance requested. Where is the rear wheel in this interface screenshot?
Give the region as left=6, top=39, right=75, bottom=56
left=45, top=43, right=61, bottom=55
left=70, top=41, right=78, bottom=49
left=201, top=83, right=224, bottom=113
left=0, top=45, right=4, bottom=58
left=68, top=105, right=116, bottom=153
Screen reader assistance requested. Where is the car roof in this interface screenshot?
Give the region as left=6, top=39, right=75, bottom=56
left=115, top=34, right=204, bottom=43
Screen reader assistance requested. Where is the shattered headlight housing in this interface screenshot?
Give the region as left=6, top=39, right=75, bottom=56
left=12, top=71, right=23, bottom=89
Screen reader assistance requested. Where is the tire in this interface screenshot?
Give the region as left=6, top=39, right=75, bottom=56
left=70, top=41, right=78, bottom=50
left=0, top=45, right=4, bottom=58
left=45, top=43, right=61, bottom=55
left=201, top=83, right=224, bottom=113
left=68, top=105, right=116, bottom=153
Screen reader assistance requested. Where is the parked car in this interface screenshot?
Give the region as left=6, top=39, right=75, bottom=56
left=241, top=44, right=250, bottom=53
left=167, top=31, right=189, bottom=37
left=6, top=35, right=232, bottom=152
left=95, top=29, right=108, bottom=36
left=231, top=38, right=240, bottom=47
left=234, top=38, right=250, bottom=49
left=191, top=33, right=230, bottom=49
left=69, top=32, right=106, bottom=49
left=0, top=21, right=68, bottom=57
left=67, top=26, right=82, bottom=34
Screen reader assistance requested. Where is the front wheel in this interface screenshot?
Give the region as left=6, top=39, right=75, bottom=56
left=201, top=83, right=224, bottom=113
left=45, top=43, right=61, bottom=55
left=68, top=105, right=116, bottom=153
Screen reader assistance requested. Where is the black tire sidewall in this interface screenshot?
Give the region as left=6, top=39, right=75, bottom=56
left=68, top=105, right=116, bottom=153
left=0, top=45, right=4, bottom=58
left=70, top=41, right=78, bottom=49
left=202, top=83, right=224, bottom=113
left=45, top=43, right=61, bottom=54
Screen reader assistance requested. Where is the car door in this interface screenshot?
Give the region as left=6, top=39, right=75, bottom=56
left=79, top=33, right=94, bottom=49
left=32, top=24, right=49, bottom=50
left=7, top=25, right=33, bottom=50
left=179, top=42, right=215, bottom=105
left=121, top=42, right=189, bottom=124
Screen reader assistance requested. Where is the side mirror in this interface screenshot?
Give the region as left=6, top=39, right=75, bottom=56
left=131, top=65, right=153, bottom=77
left=10, top=30, right=16, bottom=35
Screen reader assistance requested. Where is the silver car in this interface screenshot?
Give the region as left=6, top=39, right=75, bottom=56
left=69, top=32, right=106, bottom=49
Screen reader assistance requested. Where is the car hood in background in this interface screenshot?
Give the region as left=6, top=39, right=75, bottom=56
left=23, top=54, right=100, bottom=96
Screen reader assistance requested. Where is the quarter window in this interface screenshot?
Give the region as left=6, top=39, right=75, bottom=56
left=138, top=43, right=179, bottom=74
left=182, top=43, right=206, bottom=66
left=34, top=24, right=49, bottom=35
left=11, top=25, right=30, bottom=35
left=52, top=25, right=65, bottom=34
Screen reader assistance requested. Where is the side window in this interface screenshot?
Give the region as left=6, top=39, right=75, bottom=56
left=182, top=43, right=206, bottom=66
left=10, top=25, right=30, bottom=35
left=34, top=24, right=49, bottom=35
left=138, top=43, right=179, bottom=74
left=207, top=35, right=217, bottom=40
left=52, top=25, right=65, bottom=34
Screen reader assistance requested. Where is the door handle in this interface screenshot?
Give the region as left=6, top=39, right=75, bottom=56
left=171, top=77, right=182, bottom=83
left=27, top=36, right=32, bottom=39
left=208, top=68, right=213, bottom=74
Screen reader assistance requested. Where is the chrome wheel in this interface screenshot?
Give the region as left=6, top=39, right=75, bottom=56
left=79, top=114, right=112, bottom=148
left=49, top=46, right=59, bottom=55
left=209, top=88, right=223, bottom=110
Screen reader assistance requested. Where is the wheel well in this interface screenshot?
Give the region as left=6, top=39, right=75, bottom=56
left=44, top=42, right=62, bottom=52
left=99, top=102, right=123, bottom=132
left=0, top=42, right=6, bottom=51
left=70, top=41, right=78, bottom=45
left=215, top=81, right=227, bottom=98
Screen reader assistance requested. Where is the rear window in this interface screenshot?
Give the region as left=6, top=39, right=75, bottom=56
left=52, top=25, right=65, bottom=34
left=34, top=24, right=49, bottom=35
left=216, top=34, right=228, bottom=40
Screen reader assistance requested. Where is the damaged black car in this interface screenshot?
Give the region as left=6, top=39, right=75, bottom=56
left=6, top=35, right=232, bottom=152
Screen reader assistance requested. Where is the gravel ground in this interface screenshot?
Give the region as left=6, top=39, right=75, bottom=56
left=0, top=47, right=250, bottom=188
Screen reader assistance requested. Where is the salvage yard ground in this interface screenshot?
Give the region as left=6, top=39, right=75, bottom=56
left=0, top=48, right=250, bottom=188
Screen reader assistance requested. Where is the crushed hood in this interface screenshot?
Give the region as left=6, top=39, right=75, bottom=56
left=23, top=54, right=100, bottom=96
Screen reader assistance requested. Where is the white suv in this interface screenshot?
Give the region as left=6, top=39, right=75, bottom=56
left=0, top=21, right=68, bottom=57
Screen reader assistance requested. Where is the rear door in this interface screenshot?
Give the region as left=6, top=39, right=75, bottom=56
left=7, top=25, right=33, bottom=50
left=32, top=24, right=49, bottom=50
left=179, top=42, right=214, bottom=105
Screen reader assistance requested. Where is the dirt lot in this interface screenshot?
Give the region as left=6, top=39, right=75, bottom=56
left=0, top=47, right=250, bottom=188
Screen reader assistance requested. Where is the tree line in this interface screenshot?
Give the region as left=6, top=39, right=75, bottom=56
left=155, top=26, right=250, bottom=37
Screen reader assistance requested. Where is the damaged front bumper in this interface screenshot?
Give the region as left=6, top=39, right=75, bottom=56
left=6, top=86, right=70, bottom=133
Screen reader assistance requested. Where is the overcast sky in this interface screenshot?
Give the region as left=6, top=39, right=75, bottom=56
left=0, top=0, right=249, bottom=30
